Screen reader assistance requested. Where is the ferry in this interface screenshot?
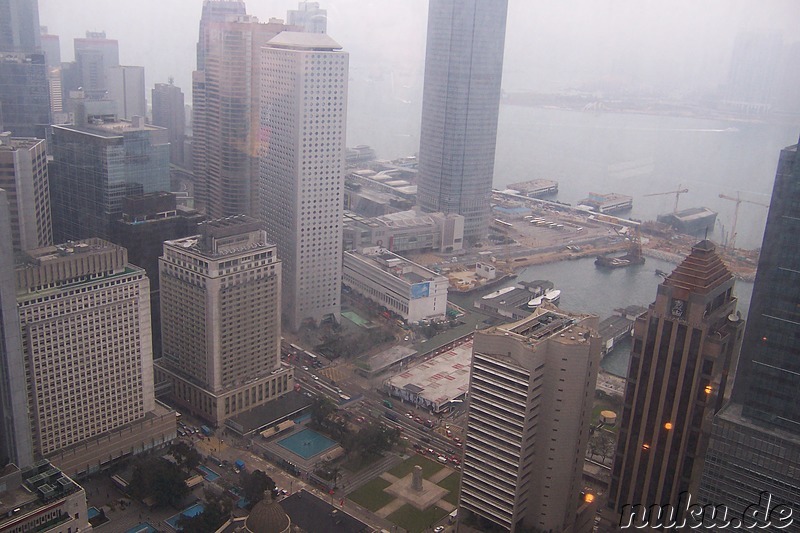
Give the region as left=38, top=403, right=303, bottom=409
left=482, top=286, right=516, bottom=300
left=527, top=289, right=561, bottom=308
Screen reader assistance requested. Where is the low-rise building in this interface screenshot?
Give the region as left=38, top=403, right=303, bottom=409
left=342, top=247, right=448, bottom=323
left=344, top=210, right=464, bottom=254
left=0, top=461, right=89, bottom=533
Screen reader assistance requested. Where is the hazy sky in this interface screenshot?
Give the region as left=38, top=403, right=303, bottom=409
left=38, top=0, right=800, bottom=99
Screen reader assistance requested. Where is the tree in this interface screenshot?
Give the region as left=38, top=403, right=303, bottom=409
left=241, top=469, right=276, bottom=509
left=177, top=492, right=231, bottom=533
left=171, top=441, right=202, bottom=471
left=310, top=396, right=336, bottom=428
left=129, top=457, right=190, bottom=508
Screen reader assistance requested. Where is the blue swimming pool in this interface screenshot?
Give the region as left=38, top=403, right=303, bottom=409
left=197, top=465, right=220, bottom=481
left=87, top=507, right=100, bottom=519
left=165, top=502, right=205, bottom=530
left=277, top=428, right=337, bottom=459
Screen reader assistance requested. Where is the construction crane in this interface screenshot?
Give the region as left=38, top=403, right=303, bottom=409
left=643, top=185, right=689, bottom=213
left=718, top=192, right=770, bottom=250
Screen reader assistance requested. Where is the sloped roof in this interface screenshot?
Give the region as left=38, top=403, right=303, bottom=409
left=664, top=240, right=733, bottom=294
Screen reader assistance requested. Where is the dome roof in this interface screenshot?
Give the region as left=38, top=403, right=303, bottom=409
left=244, top=496, right=291, bottom=533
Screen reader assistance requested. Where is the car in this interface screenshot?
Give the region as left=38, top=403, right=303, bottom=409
left=453, top=436, right=461, bottom=443
left=437, top=455, right=447, bottom=463
left=406, top=412, right=414, bottom=419
left=414, top=416, right=423, bottom=424
left=302, top=366, right=309, bottom=371
left=434, top=527, right=445, bottom=533
left=312, top=375, right=319, bottom=381
left=446, top=429, right=452, bottom=437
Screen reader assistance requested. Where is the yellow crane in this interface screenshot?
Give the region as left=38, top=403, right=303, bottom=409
left=643, top=185, right=689, bottom=213
left=718, top=192, right=770, bottom=250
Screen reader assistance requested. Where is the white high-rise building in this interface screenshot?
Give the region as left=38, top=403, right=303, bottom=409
left=260, top=32, right=348, bottom=330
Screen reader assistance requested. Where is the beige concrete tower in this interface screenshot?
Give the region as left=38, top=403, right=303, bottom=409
left=15, top=238, right=175, bottom=477
left=460, top=308, right=602, bottom=532
left=156, top=215, right=292, bottom=425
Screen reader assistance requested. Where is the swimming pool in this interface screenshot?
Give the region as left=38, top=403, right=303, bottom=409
left=165, top=503, right=205, bottom=530
left=197, top=465, right=220, bottom=481
left=277, top=428, right=337, bottom=459
left=87, top=507, right=100, bottom=520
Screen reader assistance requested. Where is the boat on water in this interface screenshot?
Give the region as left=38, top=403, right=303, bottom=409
left=481, top=286, right=516, bottom=300
left=595, top=254, right=645, bottom=269
left=527, top=289, right=561, bottom=308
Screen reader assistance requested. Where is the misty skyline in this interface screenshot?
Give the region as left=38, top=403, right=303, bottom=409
left=39, top=0, right=800, bottom=100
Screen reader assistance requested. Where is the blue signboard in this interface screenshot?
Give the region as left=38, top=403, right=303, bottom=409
left=411, top=282, right=430, bottom=299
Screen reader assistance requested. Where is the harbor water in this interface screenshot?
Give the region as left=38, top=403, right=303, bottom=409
left=477, top=256, right=753, bottom=377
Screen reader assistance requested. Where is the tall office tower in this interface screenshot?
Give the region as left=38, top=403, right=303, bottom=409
left=152, top=81, right=186, bottom=166
left=196, top=0, right=247, bottom=71
left=0, top=51, right=50, bottom=137
left=459, top=309, right=601, bottom=532
left=192, top=7, right=295, bottom=218
left=39, top=29, right=59, bottom=68
left=73, top=31, right=119, bottom=97
left=39, top=31, right=63, bottom=115
left=49, top=116, right=170, bottom=242
left=605, top=241, right=744, bottom=526
left=0, top=136, right=52, bottom=253
left=416, top=0, right=508, bottom=243
left=0, top=0, right=41, bottom=53
left=287, top=2, right=327, bottom=33
left=107, top=65, right=146, bottom=120
left=723, top=31, right=784, bottom=115
left=15, top=239, right=176, bottom=477
left=696, top=138, right=800, bottom=531
left=155, top=216, right=292, bottom=425
left=0, top=190, right=34, bottom=468
left=111, top=192, right=205, bottom=357
left=260, top=32, right=348, bottom=331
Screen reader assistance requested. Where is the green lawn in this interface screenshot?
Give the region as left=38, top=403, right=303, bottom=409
left=388, top=504, right=448, bottom=533
left=388, top=454, right=443, bottom=479
left=437, top=472, right=461, bottom=505
left=346, top=477, right=393, bottom=512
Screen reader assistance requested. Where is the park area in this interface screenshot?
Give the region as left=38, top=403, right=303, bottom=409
left=347, top=455, right=460, bottom=533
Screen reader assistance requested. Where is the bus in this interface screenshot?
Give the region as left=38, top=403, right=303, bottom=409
left=289, top=343, right=303, bottom=355
left=304, top=350, right=318, bottom=362
left=493, top=218, right=513, bottom=229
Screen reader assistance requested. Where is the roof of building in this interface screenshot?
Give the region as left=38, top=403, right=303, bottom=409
left=245, top=494, right=291, bottom=533
left=225, top=390, right=313, bottom=436
left=267, top=31, right=341, bottom=50
left=345, top=248, right=446, bottom=286
left=280, top=490, right=372, bottom=533
left=386, top=340, right=473, bottom=407
left=664, top=240, right=733, bottom=295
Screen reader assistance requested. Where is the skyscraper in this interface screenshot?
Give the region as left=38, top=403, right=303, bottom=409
left=0, top=51, right=50, bottom=137
left=152, top=81, right=186, bottom=167
left=696, top=137, right=800, bottom=531
left=605, top=241, right=744, bottom=526
left=107, top=65, right=146, bottom=120
left=260, top=32, right=348, bottom=330
left=192, top=8, right=295, bottom=219
left=15, top=239, right=176, bottom=477
left=0, top=136, right=52, bottom=253
left=287, top=1, right=327, bottom=33
left=155, top=216, right=291, bottom=425
left=73, top=31, right=119, bottom=97
left=0, top=190, right=34, bottom=468
left=49, top=116, right=170, bottom=242
left=459, top=308, right=601, bottom=532
left=0, top=0, right=41, bottom=53
left=416, top=0, right=508, bottom=242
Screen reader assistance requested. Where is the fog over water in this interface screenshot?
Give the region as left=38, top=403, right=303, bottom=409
left=38, top=0, right=800, bottom=250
